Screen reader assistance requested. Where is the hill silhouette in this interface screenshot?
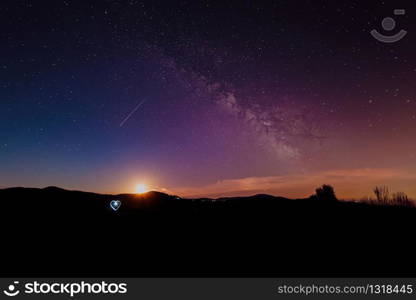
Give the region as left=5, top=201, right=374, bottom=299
left=1, top=186, right=415, bottom=277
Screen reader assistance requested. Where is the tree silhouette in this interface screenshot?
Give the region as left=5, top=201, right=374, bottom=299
left=315, top=184, right=337, bottom=201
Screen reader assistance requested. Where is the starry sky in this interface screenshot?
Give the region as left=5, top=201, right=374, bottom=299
left=1, top=0, right=416, bottom=199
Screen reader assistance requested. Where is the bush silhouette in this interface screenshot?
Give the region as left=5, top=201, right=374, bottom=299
left=372, top=186, right=414, bottom=207
left=315, top=184, right=337, bottom=201
left=373, top=186, right=390, bottom=205
left=391, top=192, right=414, bottom=207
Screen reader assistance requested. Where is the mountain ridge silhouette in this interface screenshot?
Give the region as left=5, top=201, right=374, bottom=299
left=1, top=185, right=415, bottom=277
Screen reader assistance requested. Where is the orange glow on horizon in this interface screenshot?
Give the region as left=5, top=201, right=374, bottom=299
left=135, top=183, right=148, bottom=194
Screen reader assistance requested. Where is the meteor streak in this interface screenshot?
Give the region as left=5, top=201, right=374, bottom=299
left=119, top=98, right=146, bottom=127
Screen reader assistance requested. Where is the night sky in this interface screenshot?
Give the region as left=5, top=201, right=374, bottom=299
left=1, top=0, right=416, bottom=199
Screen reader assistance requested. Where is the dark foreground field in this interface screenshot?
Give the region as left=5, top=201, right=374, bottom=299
left=0, top=186, right=415, bottom=277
